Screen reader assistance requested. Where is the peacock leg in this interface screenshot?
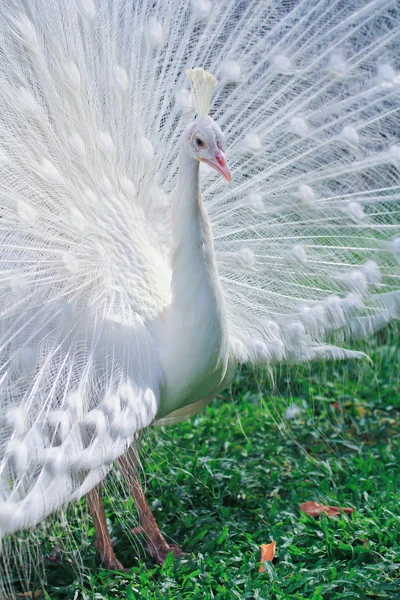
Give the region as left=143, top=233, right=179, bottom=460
left=119, top=454, right=185, bottom=565
left=86, top=486, right=126, bottom=571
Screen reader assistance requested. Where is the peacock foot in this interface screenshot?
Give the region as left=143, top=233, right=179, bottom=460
left=101, top=556, right=127, bottom=571
left=93, top=539, right=127, bottom=571
left=132, top=526, right=186, bottom=565
left=148, top=541, right=186, bottom=565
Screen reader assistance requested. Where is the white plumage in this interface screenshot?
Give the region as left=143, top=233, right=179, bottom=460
left=0, top=0, right=399, bottom=581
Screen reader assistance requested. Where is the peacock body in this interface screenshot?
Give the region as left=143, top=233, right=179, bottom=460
left=0, top=0, right=399, bottom=586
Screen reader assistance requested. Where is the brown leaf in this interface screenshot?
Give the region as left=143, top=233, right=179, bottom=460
left=16, top=592, right=42, bottom=599
left=300, top=501, right=355, bottom=518
left=357, top=405, right=366, bottom=418
left=259, top=541, right=276, bottom=572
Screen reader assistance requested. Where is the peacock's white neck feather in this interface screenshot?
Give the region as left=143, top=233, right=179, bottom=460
left=155, top=141, right=229, bottom=418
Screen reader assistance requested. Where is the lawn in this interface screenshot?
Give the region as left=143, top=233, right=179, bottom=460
left=8, top=327, right=400, bottom=599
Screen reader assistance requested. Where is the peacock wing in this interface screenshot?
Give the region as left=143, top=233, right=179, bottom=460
left=0, top=2, right=170, bottom=536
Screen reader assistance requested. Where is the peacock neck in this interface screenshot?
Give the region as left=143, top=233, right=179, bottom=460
left=156, top=147, right=229, bottom=418
left=170, top=151, right=214, bottom=290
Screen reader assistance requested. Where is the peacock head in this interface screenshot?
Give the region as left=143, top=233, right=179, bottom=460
left=185, top=67, right=232, bottom=183
left=184, top=115, right=232, bottom=183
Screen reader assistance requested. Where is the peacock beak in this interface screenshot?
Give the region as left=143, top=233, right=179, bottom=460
left=202, top=150, right=232, bottom=183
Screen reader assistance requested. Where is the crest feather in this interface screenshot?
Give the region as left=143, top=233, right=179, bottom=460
left=186, top=67, right=217, bottom=117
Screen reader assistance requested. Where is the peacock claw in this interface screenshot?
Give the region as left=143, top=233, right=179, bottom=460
left=131, top=526, right=185, bottom=564
left=148, top=542, right=186, bottom=565
left=93, top=539, right=127, bottom=572
left=102, top=557, right=128, bottom=572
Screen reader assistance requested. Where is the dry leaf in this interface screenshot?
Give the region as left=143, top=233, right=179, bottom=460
left=258, top=541, right=276, bottom=572
left=300, top=501, right=355, bottom=518
left=356, top=405, right=366, bottom=418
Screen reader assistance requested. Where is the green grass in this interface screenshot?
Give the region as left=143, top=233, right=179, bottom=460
left=10, top=328, right=400, bottom=599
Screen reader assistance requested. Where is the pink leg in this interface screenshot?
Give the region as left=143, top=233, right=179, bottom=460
left=86, top=486, right=126, bottom=570
left=119, top=455, right=185, bottom=565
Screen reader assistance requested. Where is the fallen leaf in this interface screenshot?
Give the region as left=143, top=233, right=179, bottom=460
left=259, top=541, right=276, bottom=572
left=357, top=405, right=366, bottom=418
left=300, top=501, right=355, bottom=518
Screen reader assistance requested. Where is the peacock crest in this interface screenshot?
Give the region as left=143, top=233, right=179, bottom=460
left=186, top=67, right=218, bottom=117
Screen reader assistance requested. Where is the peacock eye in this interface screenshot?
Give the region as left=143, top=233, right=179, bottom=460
left=195, top=137, right=205, bottom=148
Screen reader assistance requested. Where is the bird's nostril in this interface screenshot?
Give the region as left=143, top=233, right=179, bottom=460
left=216, top=155, right=224, bottom=166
